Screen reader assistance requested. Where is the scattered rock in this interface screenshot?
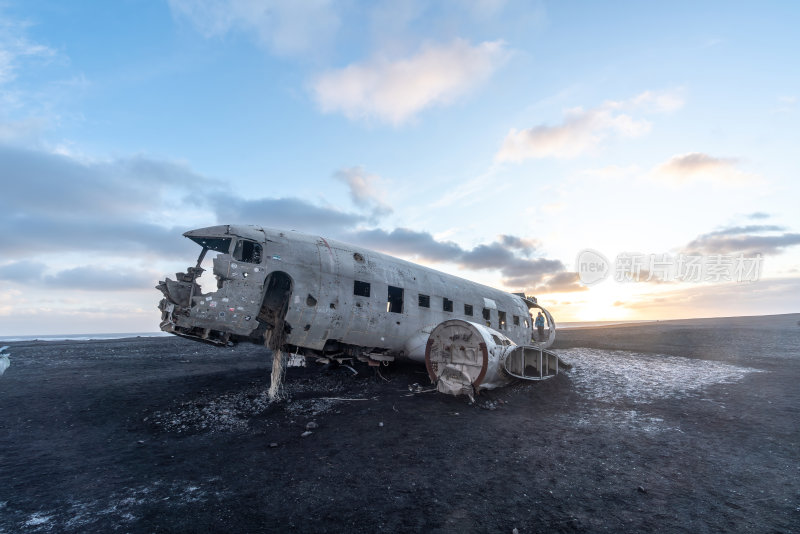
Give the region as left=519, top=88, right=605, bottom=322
left=637, top=486, right=647, bottom=494
left=305, top=421, right=318, bottom=430
left=480, top=400, right=498, bottom=410
left=378, top=422, right=384, bottom=427
left=269, top=442, right=278, bottom=448
left=301, top=431, right=312, bottom=438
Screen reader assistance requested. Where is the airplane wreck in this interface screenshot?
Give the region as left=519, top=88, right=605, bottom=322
left=157, top=225, right=563, bottom=398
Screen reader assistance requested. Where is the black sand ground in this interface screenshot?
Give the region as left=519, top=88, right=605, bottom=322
left=1, top=314, right=798, bottom=533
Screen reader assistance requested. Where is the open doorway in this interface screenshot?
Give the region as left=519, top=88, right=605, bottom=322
left=258, top=271, right=293, bottom=350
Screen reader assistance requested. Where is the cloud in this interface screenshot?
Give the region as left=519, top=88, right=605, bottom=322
left=43, top=266, right=159, bottom=291
left=347, top=227, right=465, bottom=263
left=312, top=39, right=509, bottom=124
left=0, top=260, right=47, bottom=283
left=530, top=272, right=588, bottom=294
left=773, top=95, right=796, bottom=114
left=334, top=166, right=393, bottom=215
left=747, top=212, right=770, bottom=220
left=168, top=0, right=340, bottom=57
left=0, top=117, right=48, bottom=143
left=651, top=152, right=756, bottom=185
left=684, top=225, right=800, bottom=255
left=496, top=89, right=682, bottom=162
left=611, top=89, right=685, bottom=113
left=0, top=14, right=57, bottom=86
left=0, top=261, right=158, bottom=291
left=496, top=107, right=650, bottom=161
left=209, top=194, right=368, bottom=234
left=0, top=10, right=62, bottom=143
left=0, top=144, right=213, bottom=257
left=459, top=243, right=564, bottom=286
left=499, top=258, right=570, bottom=289
left=0, top=145, right=213, bottom=215
left=346, top=228, right=565, bottom=289
left=657, top=152, right=732, bottom=174
left=701, top=224, right=784, bottom=237
left=499, top=235, right=539, bottom=255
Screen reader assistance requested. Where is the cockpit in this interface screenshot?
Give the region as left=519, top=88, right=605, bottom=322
left=156, top=225, right=270, bottom=344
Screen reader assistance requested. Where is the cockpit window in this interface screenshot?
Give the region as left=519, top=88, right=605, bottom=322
left=188, top=236, right=231, bottom=253
left=233, top=239, right=263, bottom=264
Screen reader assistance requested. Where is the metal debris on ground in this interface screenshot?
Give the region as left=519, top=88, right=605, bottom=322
left=0, top=346, right=10, bottom=376
left=403, top=383, right=436, bottom=396
left=286, top=353, right=306, bottom=367
left=479, top=400, right=499, bottom=411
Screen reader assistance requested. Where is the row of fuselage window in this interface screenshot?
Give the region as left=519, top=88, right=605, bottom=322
left=352, top=279, right=529, bottom=330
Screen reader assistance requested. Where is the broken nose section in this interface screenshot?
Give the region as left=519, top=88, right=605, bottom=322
left=157, top=267, right=203, bottom=308
left=156, top=267, right=233, bottom=346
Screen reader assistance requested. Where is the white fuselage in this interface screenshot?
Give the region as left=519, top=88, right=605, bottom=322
left=158, top=225, right=551, bottom=362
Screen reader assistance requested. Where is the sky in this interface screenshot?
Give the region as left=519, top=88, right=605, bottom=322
left=1, top=0, right=798, bottom=335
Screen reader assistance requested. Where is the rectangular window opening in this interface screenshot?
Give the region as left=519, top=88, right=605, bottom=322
left=513, top=315, right=520, bottom=326
left=443, top=297, right=453, bottom=312
left=464, top=304, right=473, bottom=316
left=353, top=280, right=370, bottom=297
left=387, top=286, right=403, bottom=313
left=482, top=307, right=491, bottom=326
left=498, top=310, right=507, bottom=330
left=233, top=239, right=263, bottom=264
left=418, top=294, right=430, bottom=308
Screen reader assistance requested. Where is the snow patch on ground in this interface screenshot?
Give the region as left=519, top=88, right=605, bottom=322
left=9, top=480, right=226, bottom=532
left=560, top=348, right=762, bottom=403
left=24, top=512, right=53, bottom=530
left=569, top=407, right=676, bottom=433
